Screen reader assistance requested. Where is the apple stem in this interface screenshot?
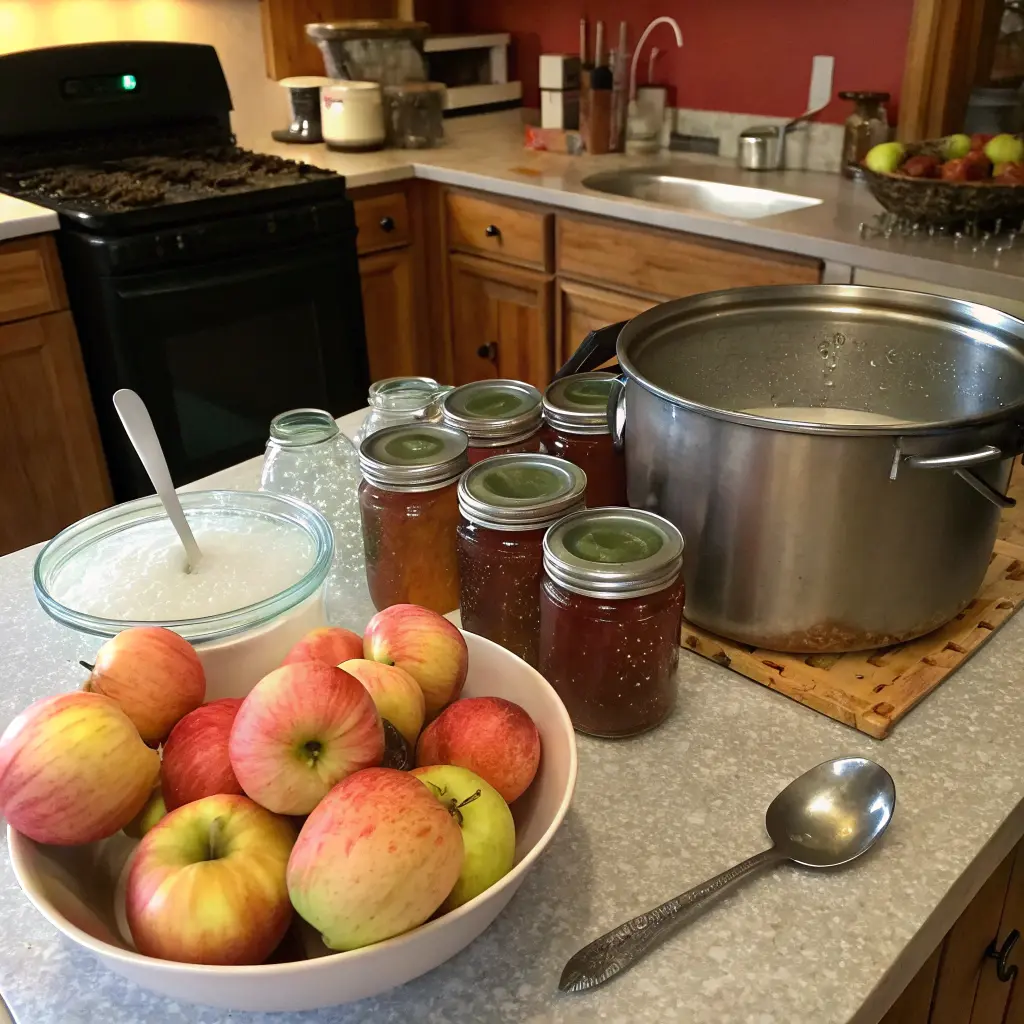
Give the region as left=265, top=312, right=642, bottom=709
left=457, top=790, right=482, bottom=810
left=208, top=816, right=224, bottom=860
left=79, top=660, right=95, bottom=672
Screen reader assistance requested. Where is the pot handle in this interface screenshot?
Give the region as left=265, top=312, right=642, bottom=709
left=903, top=444, right=1016, bottom=510
left=553, top=320, right=628, bottom=380
left=608, top=377, right=627, bottom=451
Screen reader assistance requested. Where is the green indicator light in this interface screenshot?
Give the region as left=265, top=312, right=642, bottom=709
left=121, top=74, right=137, bottom=91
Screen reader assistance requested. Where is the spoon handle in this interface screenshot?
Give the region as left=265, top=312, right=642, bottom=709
left=113, top=389, right=202, bottom=572
left=560, top=847, right=784, bottom=993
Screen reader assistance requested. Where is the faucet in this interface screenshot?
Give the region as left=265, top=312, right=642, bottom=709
left=626, top=17, right=683, bottom=154
left=629, top=16, right=683, bottom=101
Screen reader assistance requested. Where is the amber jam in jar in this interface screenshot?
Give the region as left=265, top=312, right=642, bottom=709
left=539, top=508, right=685, bottom=737
left=542, top=373, right=627, bottom=508
left=358, top=424, right=468, bottom=614
left=457, top=454, right=587, bottom=667
left=442, top=379, right=544, bottom=465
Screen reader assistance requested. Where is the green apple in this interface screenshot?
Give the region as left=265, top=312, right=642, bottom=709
left=944, top=133, right=971, bottom=160
left=123, top=786, right=167, bottom=839
left=984, top=134, right=1024, bottom=166
left=413, top=765, right=515, bottom=910
left=864, top=141, right=905, bottom=174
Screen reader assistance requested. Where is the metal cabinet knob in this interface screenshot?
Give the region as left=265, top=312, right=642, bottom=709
left=485, top=224, right=501, bottom=238
left=477, top=342, right=498, bottom=361
left=379, top=216, right=395, bottom=232
left=986, top=929, right=1020, bottom=983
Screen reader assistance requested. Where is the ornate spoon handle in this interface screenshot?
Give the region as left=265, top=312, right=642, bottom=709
left=559, top=847, right=785, bottom=993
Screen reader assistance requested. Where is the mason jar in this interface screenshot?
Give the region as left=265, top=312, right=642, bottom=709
left=442, top=379, right=544, bottom=465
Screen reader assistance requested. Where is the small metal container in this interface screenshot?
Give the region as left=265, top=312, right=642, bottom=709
left=737, top=125, right=785, bottom=170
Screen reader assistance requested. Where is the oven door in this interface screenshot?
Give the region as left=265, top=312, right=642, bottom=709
left=67, top=230, right=368, bottom=501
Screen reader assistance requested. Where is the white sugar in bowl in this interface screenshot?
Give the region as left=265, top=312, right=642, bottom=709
left=33, top=491, right=334, bottom=698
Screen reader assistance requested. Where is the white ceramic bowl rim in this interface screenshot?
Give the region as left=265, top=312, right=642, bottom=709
left=32, top=490, right=334, bottom=645
left=7, top=633, right=579, bottom=979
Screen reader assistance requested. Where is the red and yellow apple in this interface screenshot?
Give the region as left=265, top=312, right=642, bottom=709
left=281, top=626, right=363, bottom=668
left=229, top=663, right=384, bottom=815
left=126, top=794, right=296, bottom=965
left=416, top=696, right=540, bottom=803
left=162, top=698, right=244, bottom=810
left=0, top=692, right=160, bottom=845
left=340, top=658, right=425, bottom=746
left=287, top=768, right=464, bottom=950
left=123, top=786, right=168, bottom=839
left=363, top=605, right=468, bottom=717
left=413, top=765, right=515, bottom=911
left=83, top=626, right=205, bottom=744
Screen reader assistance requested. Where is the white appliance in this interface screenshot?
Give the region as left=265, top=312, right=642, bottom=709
left=423, top=33, right=522, bottom=114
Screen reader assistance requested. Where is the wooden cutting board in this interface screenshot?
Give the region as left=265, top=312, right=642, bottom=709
left=680, top=464, right=1024, bottom=739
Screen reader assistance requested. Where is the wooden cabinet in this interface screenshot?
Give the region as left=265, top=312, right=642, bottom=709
left=556, top=279, right=659, bottom=366
left=446, top=191, right=553, bottom=272
left=0, top=310, right=112, bottom=555
left=359, top=248, right=421, bottom=383
left=881, top=841, right=1024, bottom=1024
left=449, top=253, right=552, bottom=388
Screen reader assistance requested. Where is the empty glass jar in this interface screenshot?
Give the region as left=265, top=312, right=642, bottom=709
left=260, top=408, right=372, bottom=630
left=354, top=377, right=452, bottom=446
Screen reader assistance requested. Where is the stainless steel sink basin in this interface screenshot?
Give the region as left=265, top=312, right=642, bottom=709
left=581, top=169, right=823, bottom=220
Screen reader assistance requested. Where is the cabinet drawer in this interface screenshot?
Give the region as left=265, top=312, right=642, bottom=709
left=446, top=191, right=553, bottom=271
left=354, top=191, right=411, bottom=254
left=0, top=236, right=67, bottom=325
left=556, top=214, right=821, bottom=299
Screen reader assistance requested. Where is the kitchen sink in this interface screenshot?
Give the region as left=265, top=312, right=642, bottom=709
left=581, top=169, right=823, bottom=220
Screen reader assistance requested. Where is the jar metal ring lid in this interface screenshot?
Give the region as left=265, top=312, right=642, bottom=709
left=459, top=454, right=587, bottom=530
left=442, top=379, right=543, bottom=442
left=359, top=423, right=468, bottom=490
left=543, top=508, right=684, bottom=599
left=543, top=373, right=619, bottom=435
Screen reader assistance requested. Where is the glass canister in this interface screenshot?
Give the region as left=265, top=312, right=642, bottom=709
left=260, top=409, right=371, bottom=631
left=839, top=91, right=891, bottom=179
left=383, top=82, right=447, bottom=149
left=539, top=508, right=685, bottom=737
left=358, top=423, right=468, bottom=614
left=457, top=454, right=587, bottom=668
left=542, top=372, right=628, bottom=508
left=442, top=380, right=544, bottom=465
left=354, top=377, right=452, bottom=446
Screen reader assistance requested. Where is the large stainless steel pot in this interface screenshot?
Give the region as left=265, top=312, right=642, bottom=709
left=557, top=285, right=1024, bottom=652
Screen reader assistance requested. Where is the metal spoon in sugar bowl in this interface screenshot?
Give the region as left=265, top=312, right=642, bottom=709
left=560, top=756, right=896, bottom=993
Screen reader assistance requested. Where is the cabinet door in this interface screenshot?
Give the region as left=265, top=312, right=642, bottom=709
left=359, top=247, right=426, bottom=382
left=978, top=844, right=1024, bottom=1024
left=0, top=312, right=112, bottom=555
left=557, top=279, right=659, bottom=367
left=449, top=253, right=552, bottom=389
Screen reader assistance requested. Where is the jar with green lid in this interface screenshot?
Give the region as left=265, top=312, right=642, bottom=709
left=542, top=372, right=627, bottom=508
left=358, top=423, right=468, bottom=614
left=539, top=508, right=685, bottom=737
left=442, top=380, right=544, bottom=465
left=457, top=454, right=587, bottom=667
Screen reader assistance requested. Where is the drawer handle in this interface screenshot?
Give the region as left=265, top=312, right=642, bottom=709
left=477, top=342, right=498, bottom=361
left=484, top=224, right=501, bottom=239
left=986, top=929, right=1020, bottom=983
left=379, top=216, right=396, bottom=232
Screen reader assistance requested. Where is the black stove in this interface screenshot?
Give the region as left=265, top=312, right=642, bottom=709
left=0, top=41, right=369, bottom=500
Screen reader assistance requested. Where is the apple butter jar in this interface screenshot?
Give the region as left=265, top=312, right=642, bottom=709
left=542, top=372, right=627, bottom=508
left=457, top=454, right=587, bottom=667
left=539, top=508, right=685, bottom=737
left=442, top=380, right=544, bottom=465
left=358, top=424, right=468, bottom=614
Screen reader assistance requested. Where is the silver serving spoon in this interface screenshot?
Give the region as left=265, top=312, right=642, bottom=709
left=113, top=389, right=203, bottom=573
left=560, top=756, right=895, bottom=993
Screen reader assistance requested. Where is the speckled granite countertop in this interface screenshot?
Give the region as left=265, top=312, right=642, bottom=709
left=2, top=410, right=1024, bottom=1024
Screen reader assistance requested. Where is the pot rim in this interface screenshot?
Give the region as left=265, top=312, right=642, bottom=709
left=616, top=284, right=1024, bottom=437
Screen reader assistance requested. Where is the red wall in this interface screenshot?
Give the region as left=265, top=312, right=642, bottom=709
left=456, top=0, right=915, bottom=124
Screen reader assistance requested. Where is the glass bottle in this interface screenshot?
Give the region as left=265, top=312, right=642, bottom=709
left=260, top=409, right=373, bottom=631
left=353, top=377, right=452, bottom=447
left=457, top=454, right=587, bottom=667
left=542, top=372, right=628, bottom=508
left=839, top=91, right=891, bottom=179
left=442, top=380, right=544, bottom=465
left=539, top=508, right=685, bottom=737
left=358, top=423, right=468, bottom=614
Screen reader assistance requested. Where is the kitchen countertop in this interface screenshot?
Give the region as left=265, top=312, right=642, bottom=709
left=3, top=410, right=1024, bottom=1024
left=247, top=111, right=1024, bottom=304
left=0, top=193, right=58, bottom=242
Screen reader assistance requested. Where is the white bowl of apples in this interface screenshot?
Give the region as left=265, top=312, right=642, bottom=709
left=3, top=605, right=577, bottom=1012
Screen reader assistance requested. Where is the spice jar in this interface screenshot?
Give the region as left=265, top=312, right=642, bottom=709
left=540, top=508, right=684, bottom=737
left=442, top=380, right=544, bottom=465
left=458, top=454, right=587, bottom=667
left=358, top=424, right=468, bottom=614
left=839, top=91, right=891, bottom=179
left=542, top=372, right=627, bottom=508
